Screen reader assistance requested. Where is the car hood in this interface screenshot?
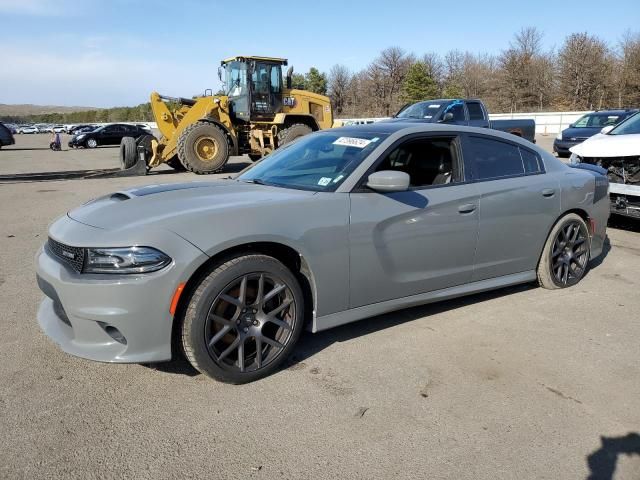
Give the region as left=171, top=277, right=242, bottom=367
left=67, top=180, right=316, bottom=230
left=570, top=133, right=640, bottom=157
left=561, top=127, right=600, bottom=140
left=379, top=117, right=435, bottom=124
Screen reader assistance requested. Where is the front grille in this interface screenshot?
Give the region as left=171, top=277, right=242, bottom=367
left=47, top=238, right=85, bottom=272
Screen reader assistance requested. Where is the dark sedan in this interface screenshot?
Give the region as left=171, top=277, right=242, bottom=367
left=554, top=109, right=637, bottom=157
left=0, top=122, right=15, bottom=148
left=69, top=124, right=149, bottom=148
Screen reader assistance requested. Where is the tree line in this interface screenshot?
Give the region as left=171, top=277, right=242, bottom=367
left=4, top=28, right=639, bottom=124
left=1, top=103, right=154, bottom=124
left=308, top=28, right=640, bottom=118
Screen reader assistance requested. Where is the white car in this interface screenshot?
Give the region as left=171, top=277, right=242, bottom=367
left=52, top=126, right=66, bottom=133
left=19, top=126, right=38, bottom=134
left=570, top=112, right=640, bottom=219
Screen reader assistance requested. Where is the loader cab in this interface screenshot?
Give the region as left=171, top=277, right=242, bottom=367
left=222, top=56, right=286, bottom=123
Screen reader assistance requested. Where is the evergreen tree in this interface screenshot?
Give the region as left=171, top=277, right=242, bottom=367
left=304, top=67, right=328, bottom=95
left=400, top=62, right=439, bottom=103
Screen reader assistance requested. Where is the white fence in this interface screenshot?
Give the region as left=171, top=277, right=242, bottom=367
left=336, top=111, right=593, bottom=135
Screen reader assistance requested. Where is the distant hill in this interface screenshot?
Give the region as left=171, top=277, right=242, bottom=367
left=0, top=104, right=100, bottom=117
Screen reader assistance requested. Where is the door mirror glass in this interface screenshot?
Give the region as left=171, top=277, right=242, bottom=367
left=366, top=171, right=410, bottom=192
left=600, top=125, right=614, bottom=134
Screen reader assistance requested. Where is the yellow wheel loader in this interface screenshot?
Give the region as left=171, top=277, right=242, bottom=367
left=121, top=56, right=333, bottom=174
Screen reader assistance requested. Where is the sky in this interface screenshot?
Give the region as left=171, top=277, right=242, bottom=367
left=0, top=0, right=639, bottom=108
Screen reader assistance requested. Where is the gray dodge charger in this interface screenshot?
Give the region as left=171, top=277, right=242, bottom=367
left=36, top=123, right=610, bottom=383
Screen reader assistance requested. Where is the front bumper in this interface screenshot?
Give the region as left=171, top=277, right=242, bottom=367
left=35, top=219, right=207, bottom=363
left=553, top=139, right=579, bottom=154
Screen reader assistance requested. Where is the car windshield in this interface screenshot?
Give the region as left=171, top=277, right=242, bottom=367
left=396, top=101, right=444, bottom=119
left=572, top=113, right=625, bottom=128
left=609, top=112, right=640, bottom=135
left=238, top=131, right=388, bottom=191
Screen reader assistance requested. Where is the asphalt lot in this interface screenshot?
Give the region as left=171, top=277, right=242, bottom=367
left=1, top=134, right=639, bottom=480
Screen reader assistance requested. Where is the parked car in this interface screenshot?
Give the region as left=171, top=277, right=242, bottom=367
left=52, top=125, right=66, bottom=133
left=0, top=122, right=16, bottom=148
left=68, top=123, right=149, bottom=148
left=36, top=123, right=609, bottom=383
left=554, top=109, right=638, bottom=157
left=570, top=111, right=640, bottom=219
left=68, top=124, right=97, bottom=136
left=389, top=99, right=536, bottom=143
left=19, top=126, right=38, bottom=134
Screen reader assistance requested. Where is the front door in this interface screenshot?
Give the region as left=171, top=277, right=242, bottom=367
left=348, top=135, right=480, bottom=308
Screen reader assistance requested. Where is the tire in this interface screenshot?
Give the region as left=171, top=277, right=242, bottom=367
left=177, top=121, right=229, bottom=174
left=248, top=154, right=262, bottom=162
left=119, top=137, right=137, bottom=169
left=86, top=138, right=98, bottom=149
left=557, top=152, right=570, bottom=158
left=277, top=123, right=313, bottom=147
left=181, top=254, right=304, bottom=383
left=537, top=213, right=591, bottom=289
left=167, top=156, right=186, bottom=171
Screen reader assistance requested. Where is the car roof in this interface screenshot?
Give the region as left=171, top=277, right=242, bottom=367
left=588, top=109, right=638, bottom=115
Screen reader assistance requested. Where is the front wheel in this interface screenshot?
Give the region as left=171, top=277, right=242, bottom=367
left=86, top=138, right=98, bottom=149
left=277, top=123, right=312, bottom=147
left=181, top=254, right=304, bottom=383
left=177, top=121, right=229, bottom=174
left=537, top=213, right=590, bottom=289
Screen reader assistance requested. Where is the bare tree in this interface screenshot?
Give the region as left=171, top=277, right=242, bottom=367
left=366, top=47, right=415, bottom=116
left=328, top=64, right=351, bottom=116
left=614, top=32, right=640, bottom=107
left=557, top=32, right=612, bottom=110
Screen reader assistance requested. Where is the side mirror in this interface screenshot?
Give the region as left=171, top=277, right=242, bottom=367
left=366, top=171, right=410, bottom=193
left=600, top=125, right=614, bottom=134
left=440, top=112, right=454, bottom=123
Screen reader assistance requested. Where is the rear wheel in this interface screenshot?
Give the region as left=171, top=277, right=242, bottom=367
left=277, top=123, right=312, bottom=147
left=177, top=121, right=229, bottom=174
left=119, top=137, right=137, bottom=169
left=181, top=254, right=304, bottom=383
left=248, top=154, right=262, bottom=162
left=537, top=213, right=590, bottom=289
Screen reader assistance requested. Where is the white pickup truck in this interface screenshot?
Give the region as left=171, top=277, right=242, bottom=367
left=570, top=112, right=640, bottom=219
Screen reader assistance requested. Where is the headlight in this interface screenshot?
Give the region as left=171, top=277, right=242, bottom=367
left=569, top=153, right=581, bottom=164
left=76, top=134, right=85, bottom=140
left=556, top=131, right=563, bottom=140
left=84, top=246, right=171, bottom=274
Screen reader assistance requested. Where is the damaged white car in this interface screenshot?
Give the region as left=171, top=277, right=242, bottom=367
left=570, top=112, right=640, bottom=219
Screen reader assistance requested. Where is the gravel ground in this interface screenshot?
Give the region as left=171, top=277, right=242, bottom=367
left=0, top=134, right=639, bottom=480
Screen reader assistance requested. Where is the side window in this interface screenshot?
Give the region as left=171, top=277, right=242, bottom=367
left=520, top=147, right=542, bottom=174
left=270, top=66, right=282, bottom=94
left=375, top=137, right=460, bottom=188
left=467, top=102, right=485, bottom=121
left=467, top=136, right=524, bottom=180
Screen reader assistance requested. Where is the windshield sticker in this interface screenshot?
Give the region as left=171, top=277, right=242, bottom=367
left=318, top=177, right=332, bottom=186
left=423, top=115, right=433, bottom=119
left=370, top=137, right=380, bottom=142
left=428, top=104, right=440, bottom=108
left=332, top=175, right=345, bottom=183
left=333, top=137, right=372, bottom=148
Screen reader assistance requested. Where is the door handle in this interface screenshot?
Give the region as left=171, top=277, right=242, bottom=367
left=542, top=188, right=555, bottom=198
left=458, top=203, right=476, bottom=214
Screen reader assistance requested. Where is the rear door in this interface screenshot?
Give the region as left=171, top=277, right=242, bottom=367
left=462, top=134, right=560, bottom=280
left=348, top=134, right=480, bottom=308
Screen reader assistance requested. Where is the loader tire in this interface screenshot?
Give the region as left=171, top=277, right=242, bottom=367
left=277, top=123, right=312, bottom=147
left=177, top=122, right=229, bottom=174
left=167, top=156, right=186, bottom=171
left=248, top=154, right=262, bottom=162
left=119, top=137, right=137, bottom=170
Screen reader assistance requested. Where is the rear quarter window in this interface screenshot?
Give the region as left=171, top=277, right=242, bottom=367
left=467, top=136, right=543, bottom=180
